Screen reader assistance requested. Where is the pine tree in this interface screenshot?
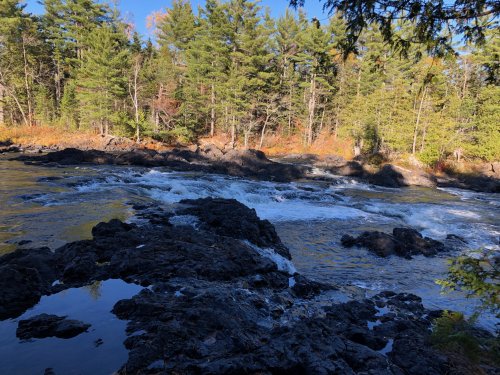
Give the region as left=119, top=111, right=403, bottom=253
left=274, top=9, right=304, bottom=136
left=223, top=0, right=276, bottom=147
left=0, top=0, right=44, bottom=126
left=77, top=25, right=129, bottom=135
left=157, top=0, right=196, bottom=65
left=60, top=79, right=79, bottom=129
left=296, top=18, right=335, bottom=145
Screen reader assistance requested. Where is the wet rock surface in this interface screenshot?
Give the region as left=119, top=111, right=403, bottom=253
left=16, top=314, right=91, bottom=339
left=0, top=198, right=493, bottom=374
left=341, top=227, right=448, bottom=258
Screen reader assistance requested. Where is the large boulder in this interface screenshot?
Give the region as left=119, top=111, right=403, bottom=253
left=341, top=228, right=446, bottom=258
left=0, top=247, right=57, bottom=319
left=369, top=164, right=436, bottom=188
left=178, top=197, right=291, bottom=259
left=197, top=143, right=224, bottom=160
left=44, top=148, right=112, bottom=165
left=323, top=160, right=365, bottom=177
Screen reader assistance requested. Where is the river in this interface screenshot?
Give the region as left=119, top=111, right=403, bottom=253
left=0, top=154, right=498, bottom=373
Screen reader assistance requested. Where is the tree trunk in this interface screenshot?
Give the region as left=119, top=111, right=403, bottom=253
left=129, top=57, right=141, bottom=142
left=412, top=85, right=427, bottom=155
left=210, top=82, right=215, bottom=137
left=2, top=83, right=28, bottom=126
left=420, top=120, right=428, bottom=152
left=307, top=74, right=317, bottom=146
left=334, top=61, right=345, bottom=139
left=244, top=130, right=249, bottom=148
left=22, top=35, right=33, bottom=126
left=231, top=114, right=236, bottom=147
left=461, top=60, right=468, bottom=99
left=54, top=61, right=62, bottom=107
left=259, top=114, right=271, bottom=149
left=319, top=98, right=327, bottom=134
left=288, top=83, right=293, bottom=134
left=0, top=84, right=4, bottom=125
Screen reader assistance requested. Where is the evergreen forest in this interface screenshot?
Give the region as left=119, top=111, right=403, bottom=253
left=0, top=0, right=498, bottom=164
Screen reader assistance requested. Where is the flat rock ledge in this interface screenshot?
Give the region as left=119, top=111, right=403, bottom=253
left=0, top=198, right=493, bottom=374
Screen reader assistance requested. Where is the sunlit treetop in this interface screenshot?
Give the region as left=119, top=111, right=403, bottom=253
left=290, top=0, right=500, bottom=56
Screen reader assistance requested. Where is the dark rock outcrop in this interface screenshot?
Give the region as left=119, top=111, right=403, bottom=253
left=0, top=140, right=20, bottom=154
left=437, top=174, right=500, bottom=193
left=368, top=164, right=437, bottom=188
left=178, top=197, right=290, bottom=259
left=112, top=285, right=450, bottom=375
left=341, top=227, right=446, bottom=258
left=12, top=144, right=500, bottom=192
left=0, top=247, right=56, bottom=320
left=318, top=160, right=365, bottom=177
left=17, top=314, right=90, bottom=339
left=0, top=199, right=487, bottom=374
left=16, top=145, right=308, bottom=182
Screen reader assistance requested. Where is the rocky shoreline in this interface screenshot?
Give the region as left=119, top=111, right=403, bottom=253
left=2, top=140, right=498, bottom=193
left=0, top=198, right=496, bottom=374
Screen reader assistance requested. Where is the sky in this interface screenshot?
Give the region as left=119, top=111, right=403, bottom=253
left=23, top=0, right=329, bottom=38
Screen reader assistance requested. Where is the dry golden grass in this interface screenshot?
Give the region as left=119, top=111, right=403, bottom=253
left=0, top=125, right=171, bottom=151
left=262, top=129, right=355, bottom=159
left=2, top=125, right=356, bottom=160
left=0, top=125, right=100, bottom=149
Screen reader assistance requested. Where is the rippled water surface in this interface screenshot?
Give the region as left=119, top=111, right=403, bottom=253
left=0, top=154, right=499, bottom=372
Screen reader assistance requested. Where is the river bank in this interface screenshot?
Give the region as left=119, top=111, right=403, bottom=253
left=2, top=138, right=499, bottom=193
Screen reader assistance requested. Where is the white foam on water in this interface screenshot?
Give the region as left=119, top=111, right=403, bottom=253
left=133, top=170, right=373, bottom=222
left=244, top=241, right=297, bottom=275
left=359, top=199, right=499, bottom=247
left=61, top=167, right=499, bottom=249
left=169, top=215, right=200, bottom=228
left=351, top=281, right=388, bottom=291
left=378, top=338, right=394, bottom=356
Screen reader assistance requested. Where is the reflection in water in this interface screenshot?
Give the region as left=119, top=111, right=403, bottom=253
left=0, top=279, right=143, bottom=375
left=86, top=281, right=102, bottom=300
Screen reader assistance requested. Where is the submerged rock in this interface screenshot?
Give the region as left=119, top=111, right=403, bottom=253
left=341, top=227, right=446, bottom=258
left=17, top=314, right=90, bottom=339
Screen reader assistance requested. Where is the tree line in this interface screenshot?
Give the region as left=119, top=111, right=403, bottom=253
left=0, top=0, right=498, bottom=163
